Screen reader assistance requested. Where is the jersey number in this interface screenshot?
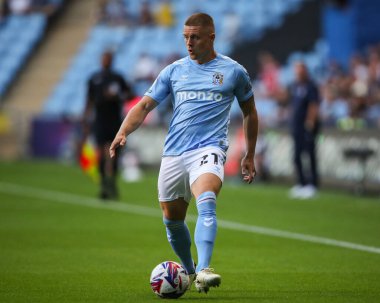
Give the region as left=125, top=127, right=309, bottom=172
left=200, top=153, right=218, bottom=166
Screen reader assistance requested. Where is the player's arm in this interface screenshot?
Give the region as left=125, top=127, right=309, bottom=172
left=239, top=95, right=259, bottom=184
left=110, top=96, right=157, bottom=158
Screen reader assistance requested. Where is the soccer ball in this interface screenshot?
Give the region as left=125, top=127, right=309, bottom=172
left=150, top=261, right=190, bottom=299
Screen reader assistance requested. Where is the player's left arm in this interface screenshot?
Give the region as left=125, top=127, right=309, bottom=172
left=239, top=96, right=259, bottom=184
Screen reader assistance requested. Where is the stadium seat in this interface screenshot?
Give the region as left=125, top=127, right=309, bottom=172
left=43, top=0, right=309, bottom=117
left=0, top=14, right=47, bottom=98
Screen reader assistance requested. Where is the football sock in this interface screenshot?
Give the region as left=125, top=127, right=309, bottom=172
left=194, top=191, right=217, bottom=273
left=163, top=218, right=195, bottom=274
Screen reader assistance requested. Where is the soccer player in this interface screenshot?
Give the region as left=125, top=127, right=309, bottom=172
left=110, top=13, right=258, bottom=293
left=83, top=50, right=133, bottom=200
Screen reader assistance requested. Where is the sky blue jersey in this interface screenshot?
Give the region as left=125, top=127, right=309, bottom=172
left=145, top=54, right=254, bottom=156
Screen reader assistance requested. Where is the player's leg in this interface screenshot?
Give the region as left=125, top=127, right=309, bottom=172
left=187, top=147, right=225, bottom=292
left=191, top=173, right=221, bottom=273
left=191, top=174, right=222, bottom=293
left=158, top=156, right=196, bottom=276
left=160, top=198, right=195, bottom=275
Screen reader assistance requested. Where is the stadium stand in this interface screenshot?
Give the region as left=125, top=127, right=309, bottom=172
left=43, top=0, right=306, bottom=117
left=2, top=0, right=377, bottom=129
left=0, top=14, right=46, bottom=97
left=0, top=0, right=64, bottom=99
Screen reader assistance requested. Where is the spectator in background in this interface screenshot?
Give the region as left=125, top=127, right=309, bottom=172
left=97, top=0, right=128, bottom=26
left=138, top=1, right=154, bottom=26
left=350, top=54, right=369, bottom=84
left=287, top=62, right=320, bottom=199
left=31, top=0, right=61, bottom=17
left=82, top=50, right=133, bottom=200
left=155, top=0, right=174, bottom=27
left=367, top=47, right=380, bottom=127
left=7, top=0, right=31, bottom=14
left=320, top=84, right=348, bottom=126
left=0, top=0, right=9, bottom=22
left=258, top=52, right=281, bottom=99
left=338, top=88, right=368, bottom=130
left=133, top=53, right=159, bottom=83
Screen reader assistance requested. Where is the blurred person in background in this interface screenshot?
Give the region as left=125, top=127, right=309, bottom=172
left=367, top=46, right=380, bottom=127
left=155, top=0, right=174, bottom=27
left=133, top=53, right=160, bottom=83
left=31, top=0, right=62, bottom=17
left=287, top=62, right=320, bottom=199
left=138, top=1, right=154, bottom=26
left=7, top=0, right=31, bottom=14
left=97, top=0, right=129, bottom=26
left=0, top=0, right=9, bottom=22
left=258, top=52, right=281, bottom=99
left=109, top=13, right=258, bottom=293
left=320, top=82, right=349, bottom=126
left=338, top=90, right=368, bottom=130
left=82, top=50, right=133, bottom=200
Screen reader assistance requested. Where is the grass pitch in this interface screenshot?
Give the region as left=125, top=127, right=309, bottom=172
left=0, top=160, right=380, bottom=302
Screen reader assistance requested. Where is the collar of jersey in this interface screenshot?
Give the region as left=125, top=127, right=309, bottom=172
left=187, top=53, right=220, bottom=70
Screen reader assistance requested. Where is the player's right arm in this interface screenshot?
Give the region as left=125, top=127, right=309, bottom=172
left=110, top=64, right=172, bottom=157
left=109, top=96, right=157, bottom=158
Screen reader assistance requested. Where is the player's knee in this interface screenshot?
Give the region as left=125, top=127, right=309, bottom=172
left=160, top=199, right=188, bottom=221
left=193, top=176, right=221, bottom=195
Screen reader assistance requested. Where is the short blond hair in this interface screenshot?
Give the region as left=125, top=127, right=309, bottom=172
left=184, top=13, right=215, bottom=31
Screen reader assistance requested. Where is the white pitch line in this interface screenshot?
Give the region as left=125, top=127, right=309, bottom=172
left=1, top=181, right=380, bottom=255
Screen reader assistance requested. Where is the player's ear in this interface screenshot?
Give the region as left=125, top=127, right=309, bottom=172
left=210, top=32, right=215, bottom=41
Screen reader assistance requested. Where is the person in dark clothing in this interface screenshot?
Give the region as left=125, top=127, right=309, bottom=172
left=288, top=62, right=320, bottom=199
left=83, top=50, right=133, bottom=200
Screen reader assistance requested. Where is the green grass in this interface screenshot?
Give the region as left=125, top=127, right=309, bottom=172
left=0, top=160, right=380, bottom=302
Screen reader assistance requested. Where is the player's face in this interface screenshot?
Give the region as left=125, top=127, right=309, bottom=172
left=183, top=25, right=215, bottom=64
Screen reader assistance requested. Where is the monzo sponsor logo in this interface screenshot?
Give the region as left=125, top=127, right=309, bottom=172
left=176, top=90, right=223, bottom=102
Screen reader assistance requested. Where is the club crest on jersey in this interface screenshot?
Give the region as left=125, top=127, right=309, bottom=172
left=212, top=72, right=224, bottom=85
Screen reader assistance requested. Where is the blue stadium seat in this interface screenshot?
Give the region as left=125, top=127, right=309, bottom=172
left=279, top=40, right=328, bottom=85
left=0, top=13, right=47, bottom=98
left=44, top=0, right=310, bottom=117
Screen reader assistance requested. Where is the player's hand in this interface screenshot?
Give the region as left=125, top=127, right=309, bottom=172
left=241, top=155, right=256, bottom=184
left=109, top=132, right=126, bottom=158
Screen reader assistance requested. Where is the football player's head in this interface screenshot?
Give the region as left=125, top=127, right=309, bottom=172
left=183, top=13, right=216, bottom=63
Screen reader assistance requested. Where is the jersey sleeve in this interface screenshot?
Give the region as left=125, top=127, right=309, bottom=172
left=233, top=64, right=254, bottom=102
left=144, top=65, right=171, bottom=104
